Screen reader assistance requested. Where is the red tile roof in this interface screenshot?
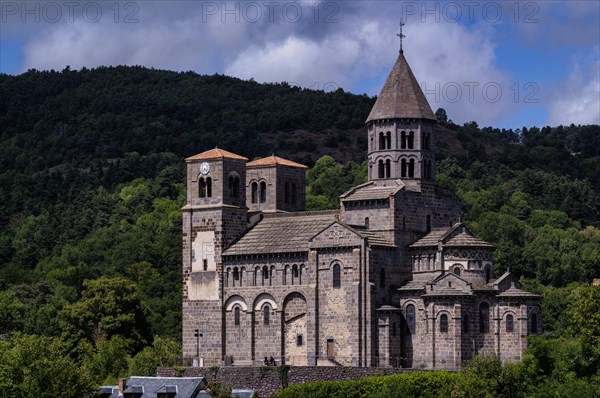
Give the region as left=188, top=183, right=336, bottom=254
left=246, top=155, right=308, bottom=169
left=185, top=148, right=248, bottom=161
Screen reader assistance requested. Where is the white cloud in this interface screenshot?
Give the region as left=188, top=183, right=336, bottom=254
left=547, top=55, right=600, bottom=126
left=14, top=1, right=599, bottom=128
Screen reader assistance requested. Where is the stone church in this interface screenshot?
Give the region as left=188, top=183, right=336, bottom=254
left=181, top=47, right=540, bottom=369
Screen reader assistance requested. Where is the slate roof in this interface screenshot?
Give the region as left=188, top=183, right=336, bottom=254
left=246, top=155, right=308, bottom=169
left=366, top=52, right=436, bottom=123
left=107, top=377, right=206, bottom=398
left=223, top=211, right=339, bottom=255
left=398, top=280, right=427, bottom=291
left=410, top=223, right=494, bottom=248
left=409, top=228, right=452, bottom=248
left=197, top=390, right=255, bottom=398
left=186, top=148, right=248, bottom=161
left=352, top=228, right=396, bottom=248
left=445, top=232, right=494, bottom=248
left=341, top=181, right=405, bottom=202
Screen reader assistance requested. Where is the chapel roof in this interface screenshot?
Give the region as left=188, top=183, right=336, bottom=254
left=246, top=155, right=308, bottom=169
left=185, top=148, right=248, bottom=161
left=410, top=223, right=494, bottom=248
left=223, top=211, right=339, bottom=256
left=340, top=180, right=405, bottom=202
left=366, top=51, right=436, bottom=123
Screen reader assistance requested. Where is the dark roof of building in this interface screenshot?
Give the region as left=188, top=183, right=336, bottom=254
left=111, top=377, right=205, bottom=398
left=197, top=389, right=255, bottom=398
left=340, top=181, right=405, bottom=202
left=398, top=280, right=427, bottom=291
left=186, top=148, right=248, bottom=161
left=376, top=305, right=402, bottom=311
left=366, top=52, right=436, bottom=123
left=355, top=228, right=396, bottom=247
left=246, top=155, right=308, bottom=169
left=223, top=211, right=339, bottom=255
left=445, top=232, right=494, bottom=248
left=410, top=223, right=494, bottom=248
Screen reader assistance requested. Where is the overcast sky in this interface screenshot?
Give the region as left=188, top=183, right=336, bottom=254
left=1, top=0, right=599, bottom=129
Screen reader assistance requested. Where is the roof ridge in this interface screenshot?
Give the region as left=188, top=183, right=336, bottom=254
left=186, top=148, right=248, bottom=161
left=262, top=209, right=339, bottom=219
left=247, top=155, right=308, bottom=169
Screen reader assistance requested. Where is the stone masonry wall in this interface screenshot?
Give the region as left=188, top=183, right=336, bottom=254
left=157, top=366, right=415, bottom=398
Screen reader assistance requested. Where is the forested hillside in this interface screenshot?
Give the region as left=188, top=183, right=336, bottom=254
left=0, top=67, right=599, bottom=395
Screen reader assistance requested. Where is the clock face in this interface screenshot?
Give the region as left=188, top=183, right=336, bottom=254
left=200, top=162, right=210, bottom=175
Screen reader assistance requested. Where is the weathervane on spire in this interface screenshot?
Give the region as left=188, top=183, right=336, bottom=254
left=397, top=19, right=406, bottom=54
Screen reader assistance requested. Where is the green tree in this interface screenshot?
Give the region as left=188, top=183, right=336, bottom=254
left=129, top=336, right=181, bottom=376
left=0, top=334, right=95, bottom=398
left=60, top=276, right=150, bottom=351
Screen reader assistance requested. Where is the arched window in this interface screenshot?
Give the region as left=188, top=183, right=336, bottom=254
left=424, top=133, right=430, bottom=149
left=206, top=177, right=212, bottom=197
left=262, top=266, right=269, bottom=285
left=401, top=131, right=407, bottom=149
left=440, top=314, right=448, bottom=333
left=234, top=307, right=240, bottom=326
left=406, top=304, right=416, bottom=334
left=506, top=314, right=514, bottom=333
left=453, top=266, right=461, bottom=276
left=332, top=263, right=341, bottom=288
left=485, top=267, right=491, bottom=283
left=228, top=175, right=240, bottom=198
left=296, top=334, right=303, bottom=346
left=408, top=131, right=414, bottom=149
left=291, top=183, right=297, bottom=204
left=365, top=217, right=370, bottom=229
left=251, top=182, right=258, bottom=203
left=254, top=267, right=259, bottom=286
left=263, top=305, right=270, bottom=325
left=426, top=215, right=431, bottom=233
left=408, top=159, right=415, bottom=178
left=379, top=132, right=385, bottom=150
left=386, top=131, right=392, bottom=149
left=401, top=159, right=407, bottom=178
left=199, top=178, right=207, bottom=198
left=479, top=302, right=489, bottom=333
left=531, top=313, right=538, bottom=334
left=259, top=181, right=267, bottom=203
left=378, top=160, right=385, bottom=179
left=233, top=267, right=239, bottom=286
left=379, top=268, right=385, bottom=288
left=284, top=182, right=291, bottom=203
left=385, top=159, right=391, bottom=178
left=463, top=313, right=469, bottom=333
left=292, top=264, right=299, bottom=278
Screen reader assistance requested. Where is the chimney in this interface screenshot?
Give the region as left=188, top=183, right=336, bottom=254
left=118, top=378, right=127, bottom=396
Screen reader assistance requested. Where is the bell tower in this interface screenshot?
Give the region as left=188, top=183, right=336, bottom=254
left=366, top=23, right=436, bottom=189
left=182, top=148, right=248, bottom=366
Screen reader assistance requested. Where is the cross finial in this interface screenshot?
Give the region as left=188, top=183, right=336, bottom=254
left=396, top=19, right=406, bottom=54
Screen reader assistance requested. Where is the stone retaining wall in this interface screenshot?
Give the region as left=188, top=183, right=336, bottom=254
left=157, top=366, right=409, bottom=397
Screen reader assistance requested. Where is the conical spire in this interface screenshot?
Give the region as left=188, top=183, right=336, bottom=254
left=366, top=52, right=436, bottom=123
